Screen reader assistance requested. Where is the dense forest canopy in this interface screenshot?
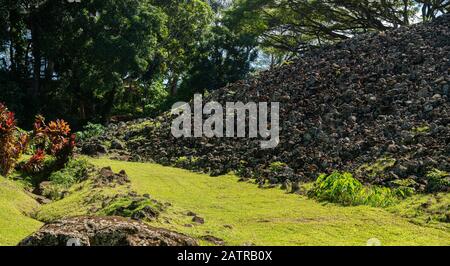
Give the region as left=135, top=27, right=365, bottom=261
left=0, top=0, right=448, bottom=129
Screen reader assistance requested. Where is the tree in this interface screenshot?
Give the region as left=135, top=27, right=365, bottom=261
left=226, top=0, right=448, bottom=61
left=0, top=0, right=168, bottom=125
left=176, top=0, right=259, bottom=99
left=418, top=0, right=450, bottom=20
left=178, top=23, right=258, bottom=98
left=150, top=0, right=213, bottom=96
left=48, top=0, right=167, bottom=123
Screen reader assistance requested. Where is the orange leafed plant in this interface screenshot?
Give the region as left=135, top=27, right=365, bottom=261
left=30, top=115, right=75, bottom=167
left=0, top=104, right=75, bottom=177
left=21, top=149, right=46, bottom=175
left=0, top=103, right=29, bottom=176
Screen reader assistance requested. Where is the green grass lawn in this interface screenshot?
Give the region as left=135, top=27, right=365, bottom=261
left=83, top=158, right=449, bottom=246
left=0, top=178, right=42, bottom=246
left=3, top=157, right=449, bottom=246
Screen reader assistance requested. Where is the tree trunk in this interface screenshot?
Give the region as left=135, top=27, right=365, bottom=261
left=169, top=74, right=179, bottom=97
left=102, top=88, right=118, bottom=123
left=29, top=10, right=41, bottom=113
left=80, top=100, right=86, bottom=121
left=45, top=59, right=55, bottom=81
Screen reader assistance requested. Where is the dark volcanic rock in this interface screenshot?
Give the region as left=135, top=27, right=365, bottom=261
left=192, top=216, right=205, bottom=224
left=201, top=235, right=225, bottom=245
left=80, top=15, right=450, bottom=189
left=94, top=167, right=130, bottom=187
left=18, top=216, right=197, bottom=246
left=81, top=141, right=107, bottom=156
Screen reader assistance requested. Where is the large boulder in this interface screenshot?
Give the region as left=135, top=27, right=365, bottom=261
left=18, top=216, right=197, bottom=246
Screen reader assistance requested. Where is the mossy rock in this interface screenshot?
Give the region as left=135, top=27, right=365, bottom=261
left=100, top=196, right=165, bottom=221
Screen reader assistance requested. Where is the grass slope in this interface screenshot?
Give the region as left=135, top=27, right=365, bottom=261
left=36, top=180, right=129, bottom=223
left=0, top=178, right=42, bottom=246
left=78, top=158, right=450, bottom=246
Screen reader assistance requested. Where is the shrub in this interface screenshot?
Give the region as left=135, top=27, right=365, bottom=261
left=0, top=104, right=29, bottom=176
left=174, top=156, right=199, bottom=169
left=309, top=172, right=363, bottom=206
left=49, top=158, right=91, bottom=188
left=308, top=172, right=399, bottom=207
left=40, top=182, right=66, bottom=200
left=175, top=156, right=189, bottom=165
left=389, top=179, right=417, bottom=198
left=0, top=104, right=75, bottom=177
left=41, top=158, right=92, bottom=200
left=21, top=149, right=46, bottom=175
left=360, top=187, right=399, bottom=207
left=235, top=160, right=253, bottom=178
left=426, top=169, right=450, bottom=192
left=75, top=123, right=105, bottom=141
left=33, top=115, right=76, bottom=166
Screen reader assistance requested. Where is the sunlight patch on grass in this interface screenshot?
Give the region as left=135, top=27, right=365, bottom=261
left=0, top=178, right=42, bottom=246
left=86, top=158, right=450, bottom=246
left=35, top=180, right=130, bottom=223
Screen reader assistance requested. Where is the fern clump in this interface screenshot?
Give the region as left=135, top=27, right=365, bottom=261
left=309, top=172, right=363, bottom=206
left=308, top=172, right=400, bottom=207
left=75, top=123, right=105, bottom=141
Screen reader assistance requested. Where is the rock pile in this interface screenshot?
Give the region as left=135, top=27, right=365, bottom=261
left=94, top=167, right=131, bottom=187
left=18, top=216, right=197, bottom=246
left=81, top=15, right=450, bottom=191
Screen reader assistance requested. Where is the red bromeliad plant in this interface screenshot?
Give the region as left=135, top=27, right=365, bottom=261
left=0, top=104, right=29, bottom=176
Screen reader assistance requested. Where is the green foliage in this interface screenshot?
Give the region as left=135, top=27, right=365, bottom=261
left=128, top=120, right=161, bottom=133
left=40, top=158, right=91, bottom=200
left=49, top=159, right=91, bottom=188
left=269, top=161, right=287, bottom=172
left=426, top=169, right=450, bottom=192
left=226, top=0, right=424, bottom=57
left=390, top=178, right=417, bottom=198
left=75, top=123, right=106, bottom=141
left=309, top=172, right=399, bottom=207
left=174, top=156, right=200, bottom=169
left=177, top=17, right=258, bottom=99
left=412, top=125, right=430, bottom=134
left=0, top=0, right=169, bottom=124
left=309, top=172, right=364, bottom=206
left=361, top=187, right=401, bottom=207
left=0, top=0, right=258, bottom=123
left=175, top=156, right=189, bottom=165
